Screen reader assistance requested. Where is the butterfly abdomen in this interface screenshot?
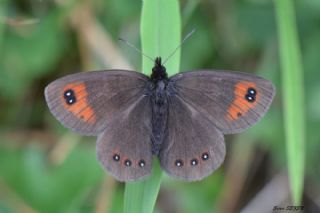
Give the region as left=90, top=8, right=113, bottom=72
left=151, top=80, right=169, bottom=155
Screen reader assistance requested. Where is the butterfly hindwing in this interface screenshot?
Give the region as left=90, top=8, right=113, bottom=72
left=159, top=95, right=226, bottom=181
left=45, top=70, right=149, bottom=135
left=96, top=96, right=153, bottom=182
left=169, top=70, right=275, bottom=134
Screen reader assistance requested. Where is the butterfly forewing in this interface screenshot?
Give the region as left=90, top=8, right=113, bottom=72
left=170, top=70, right=275, bottom=134
left=45, top=70, right=149, bottom=135
left=159, top=95, right=226, bottom=181
left=97, top=96, right=153, bottom=182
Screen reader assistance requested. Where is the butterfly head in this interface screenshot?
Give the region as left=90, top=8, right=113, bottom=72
left=151, top=57, right=168, bottom=82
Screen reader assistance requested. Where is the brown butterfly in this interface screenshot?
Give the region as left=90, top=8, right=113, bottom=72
left=45, top=57, right=275, bottom=182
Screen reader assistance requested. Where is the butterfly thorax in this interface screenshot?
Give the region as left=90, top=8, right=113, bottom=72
left=150, top=57, right=169, bottom=155
left=150, top=57, right=168, bottom=82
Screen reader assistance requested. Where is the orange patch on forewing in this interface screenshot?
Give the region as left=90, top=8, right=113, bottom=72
left=227, top=81, right=259, bottom=121
left=62, top=82, right=96, bottom=124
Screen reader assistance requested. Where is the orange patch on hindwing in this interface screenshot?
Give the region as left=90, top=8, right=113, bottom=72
left=227, top=81, right=259, bottom=121
left=62, top=82, right=96, bottom=123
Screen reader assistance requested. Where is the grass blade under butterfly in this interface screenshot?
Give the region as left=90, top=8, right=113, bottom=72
left=124, top=0, right=181, bottom=212
left=274, top=0, right=306, bottom=204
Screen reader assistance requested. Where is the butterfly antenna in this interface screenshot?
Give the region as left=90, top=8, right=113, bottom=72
left=118, top=38, right=154, bottom=63
left=162, top=29, right=196, bottom=65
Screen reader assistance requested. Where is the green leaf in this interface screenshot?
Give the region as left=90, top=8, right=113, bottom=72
left=124, top=0, right=181, bottom=212
left=274, top=0, right=305, bottom=204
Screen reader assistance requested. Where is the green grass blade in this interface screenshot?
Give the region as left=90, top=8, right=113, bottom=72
left=0, top=2, right=7, bottom=50
left=124, top=0, right=181, bottom=212
left=124, top=159, right=162, bottom=213
left=274, top=0, right=305, bottom=204
left=140, top=0, right=181, bottom=76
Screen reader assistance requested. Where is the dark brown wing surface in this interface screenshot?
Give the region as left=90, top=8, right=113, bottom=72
left=159, top=95, right=226, bottom=181
left=45, top=70, right=149, bottom=135
left=170, top=70, right=275, bottom=134
left=96, top=96, right=153, bottom=182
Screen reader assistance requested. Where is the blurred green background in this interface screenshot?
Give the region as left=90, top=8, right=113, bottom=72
left=0, top=0, right=319, bottom=212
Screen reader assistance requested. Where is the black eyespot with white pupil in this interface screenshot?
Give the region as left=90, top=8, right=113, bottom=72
left=245, top=95, right=255, bottom=102
left=248, top=88, right=256, bottom=95
left=245, top=87, right=257, bottom=103
left=64, top=89, right=76, bottom=105
left=175, top=159, right=183, bottom=167
left=191, top=159, right=198, bottom=166
left=201, top=153, right=209, bottom=161
left=124, top=159, right=132, bottom=167
left=138, top=160, right=145, bottom=167
left=113, top=154, right=120, bottom=161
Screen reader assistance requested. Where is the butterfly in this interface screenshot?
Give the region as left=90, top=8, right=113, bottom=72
left=45, top=57, right=275, bottom=182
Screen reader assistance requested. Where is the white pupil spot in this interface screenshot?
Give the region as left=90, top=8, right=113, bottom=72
left=125, top=160, right=131, bottom=166
left=113, top=154, right=120, bottom=161
left=202, top=154, right=209, bottom=160
left=175, top=160, right=183, bottom=167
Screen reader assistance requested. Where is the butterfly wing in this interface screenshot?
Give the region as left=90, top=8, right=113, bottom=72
left=169, top=70, right=275, bottom=134
left=159, top=95, right=226, bottom=181
left=45, top=70, right=149, bottom=135
left=96, top=96, right=153, bottom=182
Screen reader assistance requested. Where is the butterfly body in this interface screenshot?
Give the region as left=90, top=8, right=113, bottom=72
left=149, top=57, right=170, bottom=154
left=45, top=57, right=275, bottom=182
